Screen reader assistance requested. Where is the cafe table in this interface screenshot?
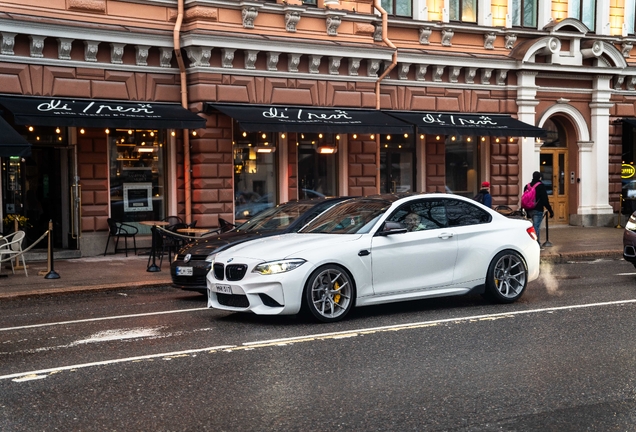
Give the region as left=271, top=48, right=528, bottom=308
left=140, top=221, right=170, bottom=272
left=176, top=227, right=212, bottom=237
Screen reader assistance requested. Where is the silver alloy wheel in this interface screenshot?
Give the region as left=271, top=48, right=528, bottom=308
left=307, top=265, right=353, bottom=321
left=491, top=252, right=527, bottom=300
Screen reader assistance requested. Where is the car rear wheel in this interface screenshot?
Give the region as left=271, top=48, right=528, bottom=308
left=484, top=250, right=527, bottom=303
left=304, top=264, right=355, bottom=322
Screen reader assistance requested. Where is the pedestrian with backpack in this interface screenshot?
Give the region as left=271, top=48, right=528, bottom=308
left=521, top=171, right=554, bottom=245
left=473, top=181, right=492, bottom=208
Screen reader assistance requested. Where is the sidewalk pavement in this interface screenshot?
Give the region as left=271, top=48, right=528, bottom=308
left=0, top=225, right=627, bottom=300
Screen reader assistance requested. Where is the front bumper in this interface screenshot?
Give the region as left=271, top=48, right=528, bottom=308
left=170, top=259, right=211, bottom=290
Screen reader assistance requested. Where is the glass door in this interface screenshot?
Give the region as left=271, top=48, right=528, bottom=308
left=380, top=133, right=415, bottom=193
left=540, top=150, right=567, bottom=223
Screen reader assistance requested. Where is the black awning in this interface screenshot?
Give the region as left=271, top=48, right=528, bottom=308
left=0, top=116, right=31, bottom=157
left=385, top=111, right=547, bottom=137
left=0, top=95, right=206, bottom=129
left=623, top=118, right=636, bottom=129
left=208, top=104, right=413, bottom=134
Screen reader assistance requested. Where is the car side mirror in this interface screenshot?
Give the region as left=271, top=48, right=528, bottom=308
left=376, top=221, right=408, bottom=236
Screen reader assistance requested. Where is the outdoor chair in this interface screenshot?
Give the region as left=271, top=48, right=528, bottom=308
left=104, top=218, right=138, bottom=256
left=156, top=227, right=192, bottom=266
left=0, top=230, right=28, bottom=276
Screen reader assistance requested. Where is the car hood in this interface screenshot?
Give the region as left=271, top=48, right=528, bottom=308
left=215, top=233, right=363, bottom=261
left=178, top=231, right=280, bottom=255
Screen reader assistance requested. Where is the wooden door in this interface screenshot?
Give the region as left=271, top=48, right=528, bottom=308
left=540, top=150, right=568, bottom=224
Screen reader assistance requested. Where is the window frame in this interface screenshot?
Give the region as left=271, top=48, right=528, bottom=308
left=511, top=0, right=538, bottom=28
left=381, top=0, right=413, bottom=18
left=449, top=0, right=478, bottom=23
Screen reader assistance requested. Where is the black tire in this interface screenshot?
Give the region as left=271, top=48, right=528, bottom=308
left=303, top=264, right=355, bottom=323
left=484, top=250, right=528, bottom=303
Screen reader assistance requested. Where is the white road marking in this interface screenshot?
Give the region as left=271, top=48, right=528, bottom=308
left=0, top=307, right=208, bottom=332
left=3, top=298, right=636, bottom=382
left=617, top=272, right=636, bottom=276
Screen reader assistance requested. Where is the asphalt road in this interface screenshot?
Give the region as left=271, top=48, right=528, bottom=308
left=2, top=258, right=636, bottom=431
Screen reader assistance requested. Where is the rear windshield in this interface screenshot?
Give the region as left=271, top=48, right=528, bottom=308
left=300, top=200, right=390, bottom=234
left=236, top=202, right=315, bottom=232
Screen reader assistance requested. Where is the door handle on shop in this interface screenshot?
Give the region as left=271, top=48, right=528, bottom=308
left=438, top=232, right=454, bottom=239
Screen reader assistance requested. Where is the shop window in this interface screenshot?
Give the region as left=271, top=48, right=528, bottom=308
left=572, top=0, right=596, bottom=31
left=511, top=0, right=537, bottom=28
left=381, top=0, right=413, bottom=17
left=109, top=129, right=166, bottom=232
left=445, top=135, right=480, bottom=198
left=297, top=133, right=338, bottom=200
left=449, top=0, right=477, bottom=22
left=234, top=126, right=277, bottom=220
left=380, top=133, right=415, bottom=193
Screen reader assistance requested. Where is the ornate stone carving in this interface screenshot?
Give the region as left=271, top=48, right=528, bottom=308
left=186, top=46, right=211, bottom=67
left=326, top=14, right=341, bottom=36
left=614, top=75, right=625, bottom=90
left=159, top=48, right=173, bottom=68
left=242, top=7, right=258, bottom=29
left=484, top=32, right=496, bottom=50
left=496, top=70, right=508, bottom=86
left=222, top=48, right=236, bottom=68
left=449, top=67, right=461, bottom=83
left=309, top=55, right=322, bottom=74
left=373, top=23, right=382, bottom=42
left=110, top=43, right=125, bottom=64
left=84, top=40, right=99, bottom=62
left=267, top=52, right=280, bottom=71
left=622, top=42, right=633, bottom=58
left=465, top=67, right=477, bottom=84
left=441, top=29, right=454, bottom=47
left=29, top=35, right=45, bottom=58
left=57, top=38, right=73, bottom=60
left=245, top=50, right=258, bottom=70
left=329, top=57, right=341, bottom=75
left=433, top=66, right=444, bottom=82
left=505, top=33, right=517, bottom=50
left=627, top=77, right=636, bottom=91
left=481, top=69, right=493, bottom=85
left=419, top=27, right=431, bottom=45
left=367, top=59, right=381, bottom=77
left=136, top=45, right=149, bottom=66
left=415, top=64, right=427, bottom=81
left=1, top=33, right=16, bottom=55
left=288, top=53, right=301, bottom=72
left=348, top=58, right=361, bottom=76
left=285, top=11, right=301, bottom=32
left=398, top=63, right=411, bottom=80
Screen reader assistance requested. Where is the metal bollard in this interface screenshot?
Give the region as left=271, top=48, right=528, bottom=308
left=542, top=211, right=552, bottom=248
left=616, top=193, right=623, bottom=229
left=44, top=220, right=60, bottom=279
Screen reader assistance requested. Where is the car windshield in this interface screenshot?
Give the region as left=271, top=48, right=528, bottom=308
left=236, top=202, right=316, bottom=232
left=300, top=199, right=390, bottom=234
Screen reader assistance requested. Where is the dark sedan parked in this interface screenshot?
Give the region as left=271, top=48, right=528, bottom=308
left=170, top=197, right=351, bottom=292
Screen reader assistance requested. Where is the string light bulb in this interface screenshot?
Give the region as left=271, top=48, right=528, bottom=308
left=80, top=129, right=85, bottom=134
left=55, top=128, right=61, bottom=134
left=105, top=129, right=110, bottom=134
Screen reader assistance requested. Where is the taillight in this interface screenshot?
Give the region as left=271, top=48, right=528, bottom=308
left=527, top=226, right=538, bottom=241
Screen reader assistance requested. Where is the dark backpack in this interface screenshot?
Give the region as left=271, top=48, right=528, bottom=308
left=473, top=192, right=485, bottom=204
left=521, top=182, right=540, bottom=210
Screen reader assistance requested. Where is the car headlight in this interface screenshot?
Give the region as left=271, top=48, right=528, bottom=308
left=627, top=216, right=636, bottom=232
left=205, top=253, right=218, bottom=263
left=252, top=259, right=306, bottom=275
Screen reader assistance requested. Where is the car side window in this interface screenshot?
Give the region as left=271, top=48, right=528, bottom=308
left=443, top=198, right=492, bottom=226
left=387, top=199, right=447, bottom=232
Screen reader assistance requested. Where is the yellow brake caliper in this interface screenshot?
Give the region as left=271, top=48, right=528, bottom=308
left=333, top=281, right=341, bottom=304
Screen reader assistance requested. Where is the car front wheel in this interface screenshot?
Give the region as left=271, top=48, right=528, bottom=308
left=304, top=264, right=355, bottom=322
left=485, top=250, right=528, bottom=303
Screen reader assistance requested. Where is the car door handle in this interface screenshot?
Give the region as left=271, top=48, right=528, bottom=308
left=438, top=232, right=454, bottom=239
left=358, top=249, right=370, bottom=256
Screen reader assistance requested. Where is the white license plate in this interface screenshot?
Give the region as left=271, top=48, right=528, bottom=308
left=176, top=266, right=193, bottom=276
left=216, top=284, right=232, bottom=294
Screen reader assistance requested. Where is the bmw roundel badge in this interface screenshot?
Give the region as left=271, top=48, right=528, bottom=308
left=227, top=258, right=234, bottom=263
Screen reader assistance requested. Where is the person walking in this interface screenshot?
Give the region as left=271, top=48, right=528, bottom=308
left=473, top=181, right=492, bottom=208
left=523, top=171, right=554, bottom=245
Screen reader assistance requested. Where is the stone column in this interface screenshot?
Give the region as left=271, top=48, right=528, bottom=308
left=516, top=71, right=540, bottom=195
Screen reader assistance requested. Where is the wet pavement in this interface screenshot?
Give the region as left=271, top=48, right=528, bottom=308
left=0, top=224, right=626, bottom=299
